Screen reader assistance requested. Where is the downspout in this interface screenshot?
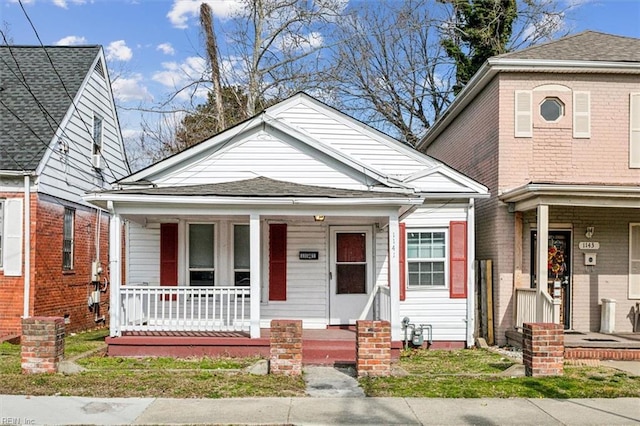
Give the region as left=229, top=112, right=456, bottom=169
left=23, top=174, right=31, bottom=318
left=466, top=198, right=475, bottom=347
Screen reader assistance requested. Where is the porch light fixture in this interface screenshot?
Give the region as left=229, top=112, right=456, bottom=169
left=314, top=215, right=325, bottom=222
left=585, top=226, right=594, bottom=239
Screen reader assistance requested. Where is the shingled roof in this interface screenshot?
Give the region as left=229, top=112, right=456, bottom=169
left=109, top=177, right=414, bottom=199
left=498, top=31, right=640, bottom=62
left=0, top=45, right=101, bottom=171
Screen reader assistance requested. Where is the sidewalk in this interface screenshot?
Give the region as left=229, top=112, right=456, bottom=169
left=1, top=395, right=639, bottom=425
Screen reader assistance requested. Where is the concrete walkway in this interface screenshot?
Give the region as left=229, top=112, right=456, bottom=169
left=1, top=395, right=639, bottom=425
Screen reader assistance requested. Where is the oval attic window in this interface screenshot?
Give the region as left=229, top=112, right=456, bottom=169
left=540, top=97, right=564, bottom=122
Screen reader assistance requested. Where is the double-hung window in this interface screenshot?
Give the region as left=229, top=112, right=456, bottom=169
left=234, top=224, right=250, bottom=286
left=188, top=223, right=215, bottom=286
left=407, top=229, right=447, bottom=288
left=92, top=114, right=103, bottom=157
left=63, top=208, right=74, bottom=270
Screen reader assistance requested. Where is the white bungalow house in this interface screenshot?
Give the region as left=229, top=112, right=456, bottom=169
left=85, top=93, right=488, bottom=356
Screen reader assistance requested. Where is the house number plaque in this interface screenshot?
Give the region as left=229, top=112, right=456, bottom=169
left=578, top=241, right=600, bottom=250
left=299, top=251, right=319, bottom=260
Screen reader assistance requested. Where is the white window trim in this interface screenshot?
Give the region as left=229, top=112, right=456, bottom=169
left=540, top=97, right=564, bottom=123
left=63, top=207, right=74, bottom=271
left=92, top=113, right=103, bottom=156
left=630, top=223, right=640, bottom=299
left=232, top=223, right=250, bottom=287
left=406, top=227, right=449, bottom=290
left=187, top=222, right=216, bottom=286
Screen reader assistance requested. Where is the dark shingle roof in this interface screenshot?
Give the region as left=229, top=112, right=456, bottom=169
left=0, top=45, right=100, bottom=171
left=111, top=177, right=413, bottom=199
left=498, top=31, right=640, bottom=62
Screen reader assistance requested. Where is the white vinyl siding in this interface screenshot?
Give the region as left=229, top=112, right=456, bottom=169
left=3, top=198, right=23, bottom=276
left=630, top=224, right=640, bottom=299
left=260, top=221, right=327, bottom=328
left=515, top=90, right=533, bottom=138
left=398, top=204, right=470, bottom=342
left=127, top=222, right=160, bottom=286
left=573, top=91, right=591, bottom=138
left=37, top=65, right=129, bottom=204
left=630, top=93, right=640, bottom=168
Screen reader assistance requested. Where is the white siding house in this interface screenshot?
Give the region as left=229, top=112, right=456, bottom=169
left=86, top=93, right=487, bottom=346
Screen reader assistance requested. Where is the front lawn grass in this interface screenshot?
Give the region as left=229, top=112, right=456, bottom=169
left=0, top=328, right=306, bottom=398
left=360, top=348, right=640, bottom=398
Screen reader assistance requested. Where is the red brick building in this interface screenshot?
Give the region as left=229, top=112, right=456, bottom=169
left=0, top=46, right=130, bottom=337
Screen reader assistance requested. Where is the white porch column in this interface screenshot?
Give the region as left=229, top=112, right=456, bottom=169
left=388, top=213, right=401, bottom=341
left=249, top=213, right=261, bottom=338
left=536, top=204, right=549, bottom=322
left=108, top=202, right=122, bottom=337
left=466, top=199, right=476, bottom=347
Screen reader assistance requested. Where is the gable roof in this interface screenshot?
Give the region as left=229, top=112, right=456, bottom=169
left=418, top=31, right=640, bottom=150
left=96, top=176, right=415, bottom=198
left=119, top=92, right=486, bottom=198
left=497, top=31, right=640, bottom=62
left=0, top=45, right=101, bottom=171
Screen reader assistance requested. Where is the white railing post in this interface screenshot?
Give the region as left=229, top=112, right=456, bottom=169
left=108, top=203, right=122, bottom=337
left=388, top=213, right=401, bottom=341
left=249, top=213, right=261, bottom=338
left=536, top=204, right=549, bottom=322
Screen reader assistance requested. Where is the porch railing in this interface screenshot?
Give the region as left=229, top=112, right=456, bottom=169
left=515, top=288, right=554, bottom=329
left=359, top=284, right=391, bottom=322
left=117, top=285, right=250, bottom=335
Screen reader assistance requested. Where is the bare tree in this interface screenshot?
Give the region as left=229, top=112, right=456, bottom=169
left=326, top=0, right=453, bottom=146
left=223, top=0, right=345, bottom=117
left=327, top=0, right=569, bottom=145
left=200, top=3, right=225, bottom=132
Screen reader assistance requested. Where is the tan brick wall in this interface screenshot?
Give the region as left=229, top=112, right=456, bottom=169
left=426, top=72, right=640, bottom=345
left=425, top=77, right=515, bottom=344
left=499, top=73, right=640, bottom=188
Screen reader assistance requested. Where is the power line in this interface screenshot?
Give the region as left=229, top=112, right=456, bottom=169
left=17, top=0, right=120, bottom=180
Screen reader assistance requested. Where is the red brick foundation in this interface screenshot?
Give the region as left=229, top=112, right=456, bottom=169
left=523, top=323, right=564, bottom=377
left=21, top=317, right=65, bottom=374
left=356, top=320, right=391, bottom=377
left=269, top=319, right=302, bottom=376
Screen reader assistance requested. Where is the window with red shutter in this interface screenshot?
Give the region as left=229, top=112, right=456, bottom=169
left=269, top=223, right=287, bottom=301
left=449, top=221, right=467, bottom=299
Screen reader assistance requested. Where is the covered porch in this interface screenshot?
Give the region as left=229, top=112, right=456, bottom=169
left=500, top=183, right=640, bottom=333
left=87, top=178, right=424, bottom=343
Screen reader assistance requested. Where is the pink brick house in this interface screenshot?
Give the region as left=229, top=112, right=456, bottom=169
left=418, top=31, right=640, bottom=344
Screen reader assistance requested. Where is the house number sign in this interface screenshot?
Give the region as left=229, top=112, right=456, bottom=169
left=578, top=241, right=600, bottom=250
left=299, top=251, right=319, bottom=260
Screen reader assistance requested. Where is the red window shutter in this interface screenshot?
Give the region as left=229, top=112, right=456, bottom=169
left=160, top=223, right=178, bottom=301
left=399, top=222, right=406, bottom=301
left=269, top=224, right=287, bottom=301
left=449, top=221, right=467, bottom=299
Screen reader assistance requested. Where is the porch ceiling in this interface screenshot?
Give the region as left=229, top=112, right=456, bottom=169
left=499, top=183, right=640, bottom=211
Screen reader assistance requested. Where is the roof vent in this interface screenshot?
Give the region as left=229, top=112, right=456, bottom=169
left=94, top=58, right=105, bottom=78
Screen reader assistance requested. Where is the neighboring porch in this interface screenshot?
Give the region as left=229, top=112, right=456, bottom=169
left=500, top=183, right=640, bottom=334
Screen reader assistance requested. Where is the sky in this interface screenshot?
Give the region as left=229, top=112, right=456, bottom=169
left=2, top=0, right=640, bottom=166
